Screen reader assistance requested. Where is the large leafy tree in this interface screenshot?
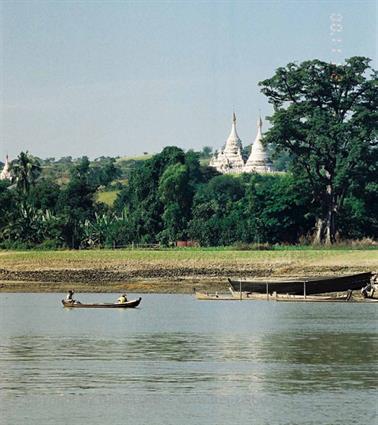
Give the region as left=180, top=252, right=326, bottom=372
left=115, top=147, right=206, bottom=244
left=243, top=173, right=314, bottom=244
left=57, top=157, right=98, bottom=248
left=0, top=180, right=18, bottom=231
left=259, top=57, right=377, bottom=244
left=188, top=175, right=246, bottom=246
left=158, top=163, right=192, bottom=243
left=28, top=179, right=61, bottom=212
left=120, top=146, right=187, bottom=243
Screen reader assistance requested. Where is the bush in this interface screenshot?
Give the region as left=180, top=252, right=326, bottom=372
left=36, top=239, right=63, bottom=250
left=0, top=240, right=31, bottom=250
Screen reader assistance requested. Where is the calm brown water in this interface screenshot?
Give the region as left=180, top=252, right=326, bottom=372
left=0, top=293, right=377, bottom=425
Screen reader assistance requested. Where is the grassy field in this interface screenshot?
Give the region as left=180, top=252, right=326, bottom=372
left=96, top=190, right=120, bottom=206
left=1, top=248, right=377, bottom=271
left=0, top=248, right=377, bottom=293
left=116, top=154, right=153, bottom=162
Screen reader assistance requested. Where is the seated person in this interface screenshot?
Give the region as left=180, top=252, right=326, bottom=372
left=361, top=284, right=375, bottom=299
left=117, top=294, right=128, bottom=304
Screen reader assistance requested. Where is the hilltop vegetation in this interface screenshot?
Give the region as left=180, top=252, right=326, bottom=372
left=1, top=144, right=376, bottom=249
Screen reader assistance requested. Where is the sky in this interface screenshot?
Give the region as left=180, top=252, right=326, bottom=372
left=0, top=0, right=376, bottom=160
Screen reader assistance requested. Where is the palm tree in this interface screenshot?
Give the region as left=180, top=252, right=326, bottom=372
left=10, top=151, right=41, bottom=194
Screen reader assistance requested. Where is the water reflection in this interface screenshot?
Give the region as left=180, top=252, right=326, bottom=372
left=1, top=330, right=376, bottom=397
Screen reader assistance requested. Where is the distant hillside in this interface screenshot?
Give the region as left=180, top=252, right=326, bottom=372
left=33, top=155, right=152, bottom=186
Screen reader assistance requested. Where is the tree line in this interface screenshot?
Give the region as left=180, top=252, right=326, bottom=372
left=0, top=56, right=376, bottom=248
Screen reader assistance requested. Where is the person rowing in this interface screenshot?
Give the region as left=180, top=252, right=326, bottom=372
left=66, top=290, right=75, bottom=302
left=65, top=290, right=81, bottom=304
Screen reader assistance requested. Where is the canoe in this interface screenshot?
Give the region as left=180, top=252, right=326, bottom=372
left=228, top=272, right=373, bottom=295
left=62, top=297, right=142, bottom=308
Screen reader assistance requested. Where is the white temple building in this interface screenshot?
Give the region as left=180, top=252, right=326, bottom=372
left=210, top=114, right=274, bottom=174
left=209, top=113, right=245, bottom=174
left=0, top=155, right=11, bottom=180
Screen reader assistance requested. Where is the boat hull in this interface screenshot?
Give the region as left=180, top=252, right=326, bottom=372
left=228, top=272, right=372, bottom=295
left=62, top=297, right=142, bottom=308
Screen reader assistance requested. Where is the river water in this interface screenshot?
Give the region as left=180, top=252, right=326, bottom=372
left=0, top=293, right=377, bottom=425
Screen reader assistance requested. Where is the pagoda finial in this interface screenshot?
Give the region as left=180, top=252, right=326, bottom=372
left=257, top=109, right=262, bottom=129
left=233, top=111, right=236, bottom=124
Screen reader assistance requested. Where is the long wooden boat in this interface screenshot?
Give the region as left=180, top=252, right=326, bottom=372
left=228, top=272, right=372, bottom=295
left=62, top=297, right=142, bottom=308
left=196, top=289, right=354, bottom=302
left=229, top=287, right=353, bottom=302
left=274, top=294, right=352, bottom=302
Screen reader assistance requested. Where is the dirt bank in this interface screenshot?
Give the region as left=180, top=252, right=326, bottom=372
left=0, top=257, right=375, bottom=293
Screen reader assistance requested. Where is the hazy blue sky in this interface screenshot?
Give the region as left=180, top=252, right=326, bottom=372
left=1, top=0, right=376, bottom=159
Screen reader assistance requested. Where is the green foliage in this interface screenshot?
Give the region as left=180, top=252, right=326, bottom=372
left=10, top=151, right=42, bottom=194
left=188, top=175, right=245, bottom=246
left=0, top=180, right=18, bottom=229
left=28, top=180, right=61, bottom=212
left=244, top=173, right=313, bottom=243
left=2, top=141, right=375, bottom=248
left=1, top=205, right=64, bottom=246
left=188, top=173, right=313, bottom=246
left=57, top=157, right=98, bottom=248
left=200, top=146, right=213, bottom=158
left=338, top=181, right=378, bottom=240
left=114, top=147, right=204, bottom=244
left=90, top=158, right=121, bottom=188
left=82, top=211, right=131, bottom=248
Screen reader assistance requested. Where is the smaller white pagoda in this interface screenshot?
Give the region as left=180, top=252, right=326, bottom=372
left=209, top=113, right=245, bottom=174
left=0, top=155, right=11, bottom=180
left=244, top=117, right=273, bottom=173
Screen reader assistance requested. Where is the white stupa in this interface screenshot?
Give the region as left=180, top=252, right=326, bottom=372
left=244, top=117, right=273, bottom=173
left=210, top=113, right=245, bottom=174
left=0, top=155, right=11, bottom=180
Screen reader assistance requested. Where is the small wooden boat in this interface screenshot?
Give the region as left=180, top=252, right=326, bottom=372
left=62, top=297, right=142, bottom=308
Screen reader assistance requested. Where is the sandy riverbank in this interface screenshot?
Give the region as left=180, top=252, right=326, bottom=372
left=0, top=249, right=377, bottom=293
